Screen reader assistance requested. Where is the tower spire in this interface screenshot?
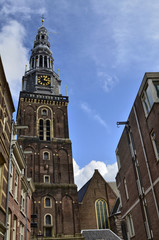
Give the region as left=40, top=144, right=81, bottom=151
left=41, top=14, right=46, bottom=26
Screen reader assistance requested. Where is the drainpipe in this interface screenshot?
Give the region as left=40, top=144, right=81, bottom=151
left=4, top=119, right=14, bottom=240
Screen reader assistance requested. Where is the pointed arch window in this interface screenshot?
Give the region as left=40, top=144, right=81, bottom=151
left=95, top=199, right=109, bottom=229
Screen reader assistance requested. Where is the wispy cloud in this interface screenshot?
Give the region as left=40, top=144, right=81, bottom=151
left=0, top=1, right=46, bottom=19
left=73, top=158, right=118, bottom=190
left=80, top=102, right=109, bottom=131
left=97, top=72, right=119, bottom=92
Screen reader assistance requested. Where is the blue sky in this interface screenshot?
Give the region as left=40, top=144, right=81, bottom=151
left=1, top=0, right=159, bottom=189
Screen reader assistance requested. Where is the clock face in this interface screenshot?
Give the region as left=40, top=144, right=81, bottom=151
left=37, top=75, right=51, bottom=86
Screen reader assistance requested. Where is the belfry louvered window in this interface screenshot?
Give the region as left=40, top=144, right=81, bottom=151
left=46, top=120, right=50, bottom=140
left=95, top=199, right=109, bottom=229
left=39, top=55, right=43, bottom=67
left=39, top=119, right=51, bottom=141
left=44, top=56, right=47, bottom=68
left=39, top=119, right=44, bottom=140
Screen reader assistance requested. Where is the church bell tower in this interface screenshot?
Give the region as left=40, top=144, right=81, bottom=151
left=17, top=20, right=83, bottom=239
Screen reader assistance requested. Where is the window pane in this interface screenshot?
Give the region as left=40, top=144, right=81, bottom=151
left=154, top=84, right=159, bottom=98
left=44, top=176, right=49, bottom=183
left=42, top=109, right=47, bottom=116
left=45, top=227, right=52, bottom=237
left=46, top=120, right=50, bottom=141
left=146, top=85, right=153, bottom=108
left=95, top=199, right=109, bottom=229
left=39, top=119, right=43, bottom=140
left=45, top=198, right=51, bottom=207
left=46, top=215, right=51, bottom=225
left=44, top=152, right=49, bottom=160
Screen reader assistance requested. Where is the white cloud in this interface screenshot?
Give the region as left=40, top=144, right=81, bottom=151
left=0, top=1, right=46, bottom=19
left=98, top=72, right=119, bottom=92
left=73, top=159, right=118, bottom=190
left=0, top=20, right=29, bottom=100
left=80, top=102, right=109, bottom=131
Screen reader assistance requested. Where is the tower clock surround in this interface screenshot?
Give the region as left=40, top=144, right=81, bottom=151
left=17, top=20, right=84, bottom=239
left=37, top=75, right=51, bottom=86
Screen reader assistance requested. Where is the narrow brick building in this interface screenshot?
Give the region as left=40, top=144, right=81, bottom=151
left=16, top=20, right=83, bottom=239
left=0, top=57, right=15, bottom=239
left=116, top=72, right=159, bottom=239
left=7, top=122, right=35, bottom=240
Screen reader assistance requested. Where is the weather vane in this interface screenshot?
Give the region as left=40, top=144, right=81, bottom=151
left=41, top=14, right=46, bottom=25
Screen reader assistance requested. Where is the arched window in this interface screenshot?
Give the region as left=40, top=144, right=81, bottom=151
left=32, top=58, right=34, bottom=68
left=46, top=120, right=50, bottom=141
left=39, top=119, right=51, bottom=141
left=95, top=199, right=109, bottom=229
left=45, top=197, right=51, bottom=207
left=45, top=215, right=51, bottom=225
left=39, top=55, right=43, bottom=67
left=39, top=119, right=44, bottom=140
left=43, top=152, right=49, bottom=160
left=36, top=56, right=38, bottom=66
left=44, top=214, right=52, bottom=237
left=44, top=56, right=47, bottom=68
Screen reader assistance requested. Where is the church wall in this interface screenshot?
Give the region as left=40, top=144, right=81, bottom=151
left=79, top=170, right=117, bottom=230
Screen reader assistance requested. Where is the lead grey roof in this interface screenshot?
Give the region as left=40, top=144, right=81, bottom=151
left=81, top=229, right=121, bottom=240
left=78, top=178, right=92, bottom=203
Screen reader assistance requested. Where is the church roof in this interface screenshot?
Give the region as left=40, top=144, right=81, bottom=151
left=78, top=178, right=92, bottom=203
left=108, top=182, right=119, bottom=197
left=110, top=198, right=121, bottom=216
left=81, top=229, right=121, bottom=240
left=78, top=169, right=119, bottom=203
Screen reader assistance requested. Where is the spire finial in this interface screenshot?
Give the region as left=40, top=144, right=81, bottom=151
left=41, top=15, right=46, bottom=25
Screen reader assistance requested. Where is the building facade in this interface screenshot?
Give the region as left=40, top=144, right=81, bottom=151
left=16, top=21, right=83, bottom=239
left=7, top=123, right=35, bottom=240
left=116, top=72, right=159, bottom=239
left=0, top=57, right=15, bottom=239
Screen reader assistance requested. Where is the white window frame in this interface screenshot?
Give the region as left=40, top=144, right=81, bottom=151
left=44, top=197, right=52, bottom=208
left=20, top=223, right=24, bottom=240
left=43, top=151, right=50, bottom=160
left=13, top=217, right=17, bottom=240
left=44, top=175, right=50, bottom=183
left=14, top=171, right=18, bottom=201
left=124, top=178, right=129, bottom=200
left=151, top=131, right=159, bottom=161
left=9, top=162, right=13, bottom=193
left=115, top=148, right=121, bottom=170
left=141, top=84, right=154, bottom=116
left=126, top=214, right=135, bottom=238
left=20, top=189, right=25, bottom=213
